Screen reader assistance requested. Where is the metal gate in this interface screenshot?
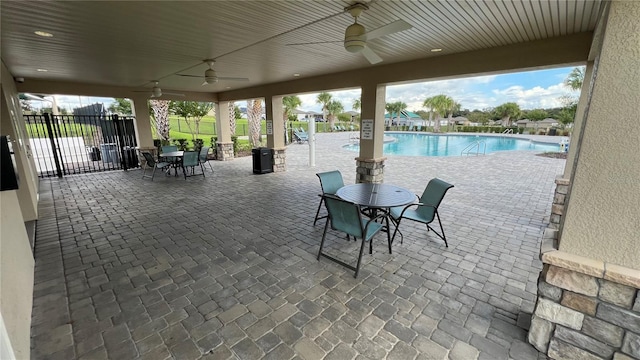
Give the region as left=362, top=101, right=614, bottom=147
left=24, top=113, right=139, bottom=177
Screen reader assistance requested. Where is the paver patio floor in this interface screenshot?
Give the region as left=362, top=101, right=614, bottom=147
left=30, top=133, right=564, bottom=359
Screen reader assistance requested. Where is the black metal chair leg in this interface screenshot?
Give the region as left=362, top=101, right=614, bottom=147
left=385, top=216, right=392, bottom=254
left=354, top=237, right=368, bottom=278
left=313, top=197, right=324, bottom=225
left=317, top=219, right=330, bottom=260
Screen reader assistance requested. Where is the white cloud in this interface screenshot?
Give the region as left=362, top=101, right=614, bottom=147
left=492, top=83, right=569, bottom=109
left=29, top=95, right=116, bottom=112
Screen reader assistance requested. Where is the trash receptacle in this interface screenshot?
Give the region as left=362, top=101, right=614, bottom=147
left=548, top=128, right=557, bottom=136
left=252, top=147, right=273, bottom=174
left=100, top=143, right=118, bottom=163
left=87, top=146, right=101, bottom=161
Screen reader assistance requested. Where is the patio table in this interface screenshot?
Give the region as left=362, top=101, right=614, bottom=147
left=159, top=151, right=184, bottom=176
left=336, top=183, right=415, bottom=253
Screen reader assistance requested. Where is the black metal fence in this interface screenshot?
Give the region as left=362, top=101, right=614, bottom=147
left=24, top=113, right=139, bottom=178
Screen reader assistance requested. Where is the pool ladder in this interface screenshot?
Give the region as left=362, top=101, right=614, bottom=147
left=502, top=128, right=513, bottom=136
left=461, top=140, right=486, bottom=156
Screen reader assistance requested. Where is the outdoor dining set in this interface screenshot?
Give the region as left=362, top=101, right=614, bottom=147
left=139, top=145, right=214, bottom=180
left=313, top=170, right=454, bottom=278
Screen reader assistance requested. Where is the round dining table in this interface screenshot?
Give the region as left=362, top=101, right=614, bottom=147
left=336, top=183, right=416, bottom=254
left=336, top=183, right=416, bottom=210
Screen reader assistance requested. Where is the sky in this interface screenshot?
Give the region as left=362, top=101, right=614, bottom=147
left=32, top=66, right=579, bottom=114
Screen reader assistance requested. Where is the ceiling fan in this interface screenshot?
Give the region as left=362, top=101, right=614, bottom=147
left=134, top=81, right=185, bottom=98
left=287, top=2, right=412, bottom=64
left=177, top=60, right=249, bottom=85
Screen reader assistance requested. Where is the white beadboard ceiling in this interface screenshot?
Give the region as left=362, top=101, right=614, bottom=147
left=1, top=0, right=602, bottom=93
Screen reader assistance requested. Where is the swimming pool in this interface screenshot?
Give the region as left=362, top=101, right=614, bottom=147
left=343, top=133, right=561, bottom=157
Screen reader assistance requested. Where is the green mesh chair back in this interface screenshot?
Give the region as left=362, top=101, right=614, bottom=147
left=416, top=178, right=454, bottom=222
left=199, top=147, right=209, bottom=162
left=318, top=194, right=385, bottom=278
left=313, top=170, right=345, bottom=225
left=141, top=151, right=156, bottom=167
left=389, top=178, right=454, bottom=247
left=141, top=151, right=170, bottom=180
left=182, top=151, right=199, bottom=167
left=161, top=145, right=178, bottom=162
left=317, top=170, right=344, bottom=195
left=198, top=146, right=214, bottom=172
left=323, top=195, right=365, bottom=239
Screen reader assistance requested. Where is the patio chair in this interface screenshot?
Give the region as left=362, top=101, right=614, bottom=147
left=314, top=170, right=344, bottom=225
left=182, top=151, right=205, bottom=179
left=390, top=178, right=454, bottom=247
left=160, top=145, right=179, bottom=174
left=140, top=151, right=170, bottom=181
left=293, top=129, right=308, bottom=143
left=317, top=194, right=387, bottom=278
left=199, top=146, right=214, bottom=172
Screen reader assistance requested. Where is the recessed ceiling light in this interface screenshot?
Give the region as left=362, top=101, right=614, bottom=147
left=34, top=31, right=53, bottom=37
left=226, top=86, right=231, bottom=89
left=430, top=48, right=442, bottom=52
left=36, top=68, right=48, bottom=72
left=293, top=73, right=301, bottom=77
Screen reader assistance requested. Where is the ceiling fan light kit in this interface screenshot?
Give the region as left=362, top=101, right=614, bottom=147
left=344, top=23, right=366, bottom=53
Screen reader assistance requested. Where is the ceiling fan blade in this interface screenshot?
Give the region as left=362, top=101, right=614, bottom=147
left=201, top=81, right=208, bottom=86
left=365, top=19, right=412, bottom=40
left=176, top=74, right=202, bottom=78
left=217, top=77, right=249, bottom=82
left=286, top=40, right=342, bottom=46
left=163, top=92, right=186, bottom=97
left=361, top=46, right=383, bottom=64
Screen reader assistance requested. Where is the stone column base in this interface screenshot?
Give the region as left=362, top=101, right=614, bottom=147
left=528, top=247, right=640, bottom=359
left=355, top=157, right=386, bottom=183
left=216, top=142, right=234, bottom=161
left=272, top=147, right=286, bottom=173
left=550, top=177, right=570, bottom=229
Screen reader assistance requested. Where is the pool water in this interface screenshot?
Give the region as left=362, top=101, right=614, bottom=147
left=343, top=133, right=561, bottom=157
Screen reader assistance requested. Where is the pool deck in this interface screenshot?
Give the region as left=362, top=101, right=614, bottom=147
left=30, top=132, right=564, bottom=359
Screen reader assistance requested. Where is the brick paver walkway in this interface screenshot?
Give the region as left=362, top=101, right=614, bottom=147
left=31, top=133, right=564, bottom=359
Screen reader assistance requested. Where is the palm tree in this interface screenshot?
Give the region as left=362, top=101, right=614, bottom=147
left=326, top=100, right=344, bottom=130
left=316, top=92, right=332, bottom=123
left=565, top=67, right=585, bottom=91
left=283, top=95, right=302, bottom=143
left=423, top=95, right=453, bottom=132
left=385, top=101, right=407, bottom=126
left=246, top=99, right=263, bottom=147
left=352, top=98, right=361, bottom=112
left=446, top=100, right=461, bottom=131
left=228, top=101, right=236, bottom=136
left=149, top=99, right=170, bottom=141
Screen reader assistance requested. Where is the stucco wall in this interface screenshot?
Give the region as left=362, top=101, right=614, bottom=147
left=559, top=1, right=640, bottom=270
left=1, top=61, right=39, bottom=221
left=0, top=190, right=35, bottom=359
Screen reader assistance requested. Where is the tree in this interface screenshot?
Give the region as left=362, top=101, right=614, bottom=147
left=493, top=102, right=521, bottom=126
left=565, top=67, right=585, bottom=91
left=385, top=101, right=407, bottom=126
left=325, top=100, right=344, bottom=129
left=191, top=102, right=213, bottom=138
left=527, top=109, right=547, bottom=121
left=423, top=95, right=454, bottom=132
left=316, top=92, right=332, bottom=123
left=247, top=99, right=262, bottom=147
left=352, top=98, right=361, bottom=112
left=149, top=100, right=170, bottom=141
left=228, top=102, right=237, bottom=136
left=467, top=110, right=490, bottom=124
left=108, top=98, right=132, bottom=115
left=283, top=95, right=302, bottom=143
left=169, top=101, right=213, bottom=140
